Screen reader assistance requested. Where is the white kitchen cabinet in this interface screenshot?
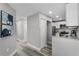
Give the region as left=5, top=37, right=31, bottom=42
left=52, top=36, right=79, bottom=56
left=27, top=13, right=52, bottom=50
left=66, top=3, right=79, bottom=26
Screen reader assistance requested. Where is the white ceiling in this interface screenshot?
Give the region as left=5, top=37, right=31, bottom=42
left=9, top=3, right=66, bottom=20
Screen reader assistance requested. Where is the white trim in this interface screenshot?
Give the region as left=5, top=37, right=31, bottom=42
left=10, top=49, right=17, bottom=56
left=27, top=43, right=41, bottom=51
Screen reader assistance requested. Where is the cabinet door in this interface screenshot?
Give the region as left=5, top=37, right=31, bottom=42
left=66, top=4, right=79, bottom=26
left=40, top=19, right=47, bottom=48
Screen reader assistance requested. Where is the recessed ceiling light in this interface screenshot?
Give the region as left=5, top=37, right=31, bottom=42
left=56, top=16, right=59, bottom=18
left=49, top=11, right=52, bottom=14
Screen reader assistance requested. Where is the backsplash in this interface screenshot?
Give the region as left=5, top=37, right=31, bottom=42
left=52, top=26, right=79, bottom=39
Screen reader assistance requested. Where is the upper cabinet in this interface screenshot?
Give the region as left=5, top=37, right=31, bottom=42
left=66, top=3, right=79, bottom=26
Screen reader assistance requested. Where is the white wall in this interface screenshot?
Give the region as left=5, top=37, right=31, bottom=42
left=27, top=13, right=52, bottom=50
left=23, top=20, right=27, bottom=42
left=27, top=13, right=41, bottom=49
left=40, top=18, right=47, bottom=48
left=0, top=3, right=16, bottom=56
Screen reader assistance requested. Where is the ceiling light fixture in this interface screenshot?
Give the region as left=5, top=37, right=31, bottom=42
left=56, top=16, right=59, bottom=18
left=49, top=11, right=52, bottom=14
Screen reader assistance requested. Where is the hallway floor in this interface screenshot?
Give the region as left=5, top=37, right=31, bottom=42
left=14, top=44, right=44, bottom=56
left=13, top=42, right=52, bottom=56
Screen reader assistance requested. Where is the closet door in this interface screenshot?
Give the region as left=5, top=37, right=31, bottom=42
left=16, top=20, right=24, bottom=41
left=40, top=19, right=47, bottom=48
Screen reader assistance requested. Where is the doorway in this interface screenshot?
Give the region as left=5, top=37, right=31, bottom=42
left=40, top=20, right=52, bottom=56
left=47, top=21, right=52, bottom=50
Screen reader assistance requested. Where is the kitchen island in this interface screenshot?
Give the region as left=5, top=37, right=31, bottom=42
left=52, top=36, right=79, bottom=56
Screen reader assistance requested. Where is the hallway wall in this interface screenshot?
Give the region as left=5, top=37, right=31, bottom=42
left=27, top=13, right=41, bottom=49
left=0, top=3, right=16, bottom=56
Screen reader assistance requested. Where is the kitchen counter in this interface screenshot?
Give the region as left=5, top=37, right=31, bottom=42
left=52, top=31, right=79, bottom=40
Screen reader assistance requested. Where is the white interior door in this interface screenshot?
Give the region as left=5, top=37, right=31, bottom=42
left=40, top=19, right=47, bottom=48
left=16, top=20, right=24, bottom=41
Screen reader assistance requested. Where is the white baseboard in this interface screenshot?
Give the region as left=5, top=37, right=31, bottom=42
left=27, top=43, right=41, bottom=51
left=10, top=49, right=17, bottom=56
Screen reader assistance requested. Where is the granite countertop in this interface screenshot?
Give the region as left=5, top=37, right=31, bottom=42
left=52, top=35, right=78, bottom=40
